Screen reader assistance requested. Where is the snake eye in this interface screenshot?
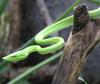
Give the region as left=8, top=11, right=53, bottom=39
left=3, top=51, right=28, bottom=62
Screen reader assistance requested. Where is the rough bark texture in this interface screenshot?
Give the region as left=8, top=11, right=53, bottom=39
left=52, top=4, right=100, bottom=84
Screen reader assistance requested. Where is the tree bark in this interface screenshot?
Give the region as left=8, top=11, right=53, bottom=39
left=0, top=0, right=21, bottom=58
left=52, top=4, right=100, bottom=84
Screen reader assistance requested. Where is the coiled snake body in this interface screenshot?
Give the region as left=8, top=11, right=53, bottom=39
left=3, top=7, right=100, bottom=62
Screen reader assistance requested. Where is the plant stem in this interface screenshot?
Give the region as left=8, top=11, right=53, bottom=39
left=55, top=0, right=81, bottom=21
left=7, top=51, right=63, bottom=84
left=89, top=0, right=100, bottom=5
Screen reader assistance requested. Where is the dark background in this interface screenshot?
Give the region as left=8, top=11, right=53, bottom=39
left=0, top=0, right=100, bottom=84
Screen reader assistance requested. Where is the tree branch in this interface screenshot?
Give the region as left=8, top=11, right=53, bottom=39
left=52, top=4, right=100, bottom=84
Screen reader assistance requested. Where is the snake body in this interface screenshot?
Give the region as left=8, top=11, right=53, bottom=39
left=3, top=7, right=100, bottom=62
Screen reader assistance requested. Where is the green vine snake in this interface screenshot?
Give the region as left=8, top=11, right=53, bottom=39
left=3, top=7, right=100, bottom=62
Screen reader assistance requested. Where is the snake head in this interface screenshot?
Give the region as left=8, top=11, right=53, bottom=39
left=3, top=51, right=28, bottom=62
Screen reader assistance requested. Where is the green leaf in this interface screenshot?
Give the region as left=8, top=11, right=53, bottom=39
left=7, top=51, right=62, bottom=84
left=78, top=77, right=87, bottom=84
left=55, top=0, right=81, bottom=21
left=15, top=80, right=30, bottom=84
left=0, top=0, right=9, bottom=15
left=88, top=0, right=100, bottom=5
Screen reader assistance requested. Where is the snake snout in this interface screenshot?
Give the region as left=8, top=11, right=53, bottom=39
left=3, top=51, right=28, bottom=62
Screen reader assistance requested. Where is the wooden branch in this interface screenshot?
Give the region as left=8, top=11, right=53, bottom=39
left=52, top=4, right=100, bottom=84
